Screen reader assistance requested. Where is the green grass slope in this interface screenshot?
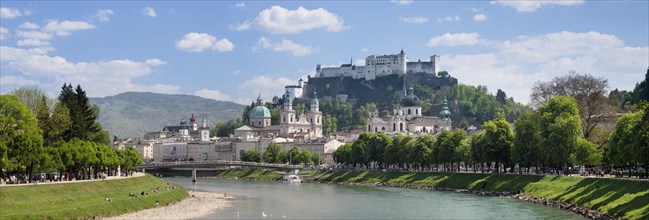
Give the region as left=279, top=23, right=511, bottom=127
left=310, top=170, right=649, bottom=219
left=0, top=174, right=187, bottom=219
left=90, top=92, right=245, bottom=138
left=216, top=168, right=283, bottom=180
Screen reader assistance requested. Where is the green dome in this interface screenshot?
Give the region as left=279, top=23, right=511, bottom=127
left=250, top=105, right=271, bottom=118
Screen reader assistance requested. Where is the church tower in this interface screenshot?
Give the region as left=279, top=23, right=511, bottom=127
left=280, top=91, right=296, bottom=137
left=307, top=91, right=323, bottom=138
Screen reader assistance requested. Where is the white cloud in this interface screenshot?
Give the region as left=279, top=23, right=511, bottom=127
left=427, top=33, right=481, bottom=47
left=491, top=0, right=585, bottom=12
left=194, top=89, right=231, bottom=101
left=436, top=15, right=460, bottom=23
left=16, top=30, right=52, bottom=40
left=0, top=75, right=39, bottom=86
left=43, top=20, right=96, bottom=36
left=234, top=2, right=245, bottom=8
left=142, top=7, right=157, bottom=17
left=18, top=22, right=39, bottom=29
left=0, top=7, right=22, bottom=19
left=0, top=46, right=180, bottom=97
left=255, top=6, right=347, bottom=34
left=17, top=38, right=50, bottom=46
left=16, top=30, right=52, bottom=46
left=238, top=75, right=294, bottom=101
left=175, top=32, right=234, bottom=52
left=145, top=58, right=166, bottom=66
left=96, top=9, right=114, bottom=22
left=0, top=27, right=8, bottom=40
left=253, top=37, right=317, bottom=56
left=390, top=0, right=413, bottom=5
left=497, top=31, right=624, bottom=63
left=400, top=16, right=429, bottom=24
left=473, top=14, right=487, bottom=22
left=0, top=75, right=40, bottom=87
left=437, top=31, right=647, bottom=104
left=231, top=20, right=252, bottom=31
left=361, top=48, right=368, bottom=53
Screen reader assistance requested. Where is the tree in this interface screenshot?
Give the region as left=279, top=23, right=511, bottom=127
left=496, top=89, right=507, bottom=104
left=481, top=113, right=514, bottom=173
left=411, top=135, right=434, bottom=171
left=513, top=111, right=541, bottom=173
left=0, top=95, right=44, bottom=178
left=352, top=133, right=372, bottom=167
left=333, top=144, right=352, bottom=166
left=531, top=73, right=610, bottom=139
left=120, top=146, right=143, bottom=176
left=58, top=84, right=101, bottom=142
left=240, top=149, right=261, bottom=162
left=8, top=86, right=52, bottom=115
left=296, top=150, right=312, bottom=165
left=538, top=96, right=582, bottom=174
left=262, top=142, right=282, bottom=163
left=571, top=138, right=601, bottom=166
left=607, top=107, right=645, bottom=177
left=7, top=134, right=44, bottom=181
left=438, top=71, right=449, bottom=78
left=288, top=147, right=302, bottom=165
left=311, top=153, right=322, bottom=166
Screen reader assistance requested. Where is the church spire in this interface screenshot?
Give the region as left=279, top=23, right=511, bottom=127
left=402, top=74, right=407, bottom=97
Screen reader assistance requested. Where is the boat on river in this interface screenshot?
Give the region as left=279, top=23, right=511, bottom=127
left=284, top=174, right=301, bottom=183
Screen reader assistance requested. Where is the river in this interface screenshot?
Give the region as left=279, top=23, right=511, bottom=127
left=169, top=177, right=583, bottom=219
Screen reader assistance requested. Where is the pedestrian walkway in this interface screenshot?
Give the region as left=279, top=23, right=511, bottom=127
left=0, top=172, right=145, bottom=187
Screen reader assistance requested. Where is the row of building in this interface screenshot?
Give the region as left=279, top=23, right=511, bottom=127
left=114, top=50, right=454, bottom=166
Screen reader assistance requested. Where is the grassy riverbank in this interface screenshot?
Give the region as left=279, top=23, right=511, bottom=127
left=217, top=168, right=648, bottom=219
left=215, top=168, right=284, bottom=180
left=310, top=170, right=649, bottom=219
left=0, top=174, right=188, bottom=219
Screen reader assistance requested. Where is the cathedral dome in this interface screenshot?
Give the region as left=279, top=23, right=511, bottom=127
left=250, top=105, right=271, bottom=118
left=401, top=95, right=420, bottom=107
left=401, top=86, right=420, bottom=107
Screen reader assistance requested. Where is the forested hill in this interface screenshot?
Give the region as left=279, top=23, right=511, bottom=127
left=306, top=74, right=528, bottom=131
left=89, top=92, right=245, bottom=139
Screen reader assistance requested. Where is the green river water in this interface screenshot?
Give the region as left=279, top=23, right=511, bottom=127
left=170, top=177, right=584, bottom=219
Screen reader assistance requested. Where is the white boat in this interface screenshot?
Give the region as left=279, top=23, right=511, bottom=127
left=284, top=174, right=301, bottom=183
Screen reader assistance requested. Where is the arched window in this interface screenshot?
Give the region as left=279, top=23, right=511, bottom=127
left=283, top=117, right=286, bottom=122
left=416, top=109, right=418, bottom=115
left=400, top=123, right=403, bottom=131
left=368, top=124, right=371, bottom=131
left=374, top=127, right=378, bottom=132
left=393, top=123, right=396, bottom=131
left=408, top=109, right=411, bottom=115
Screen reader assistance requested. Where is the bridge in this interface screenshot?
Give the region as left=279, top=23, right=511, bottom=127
left=137, top=160, right=303, bottom=182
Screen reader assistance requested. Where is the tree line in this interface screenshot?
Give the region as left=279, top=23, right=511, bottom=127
left=240, top=142, right=322, bottom=166
left=0, top=85, right=143, bottom=183
left=333, top=95, right=648, bottom=178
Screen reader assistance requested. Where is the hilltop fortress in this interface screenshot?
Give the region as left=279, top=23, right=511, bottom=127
left=291, top=50, right=457, bottom=103
left=315, top=49, right=440, bottom=80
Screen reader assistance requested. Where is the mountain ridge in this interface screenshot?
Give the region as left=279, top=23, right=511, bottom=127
left=90, top=92, right=245, bottom=139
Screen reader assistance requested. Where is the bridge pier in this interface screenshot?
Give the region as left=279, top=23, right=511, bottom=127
left=192, top=169, right=197, bottom=182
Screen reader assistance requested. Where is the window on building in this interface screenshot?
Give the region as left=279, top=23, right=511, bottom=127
left=408, top=109, right=411, bottom=115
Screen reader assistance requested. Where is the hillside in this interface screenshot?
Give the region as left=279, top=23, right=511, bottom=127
left=303, top=74, right=527, bottom=130
left=90, top=92, right=245, bottom=138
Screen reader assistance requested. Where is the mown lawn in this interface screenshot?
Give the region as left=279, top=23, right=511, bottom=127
left=310, top=170, right=649, bottom=219
left=0, top=174, right=187, bottom=219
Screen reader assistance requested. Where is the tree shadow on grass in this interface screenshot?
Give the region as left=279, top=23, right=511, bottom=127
left=545, top=177, right=649, bottom=218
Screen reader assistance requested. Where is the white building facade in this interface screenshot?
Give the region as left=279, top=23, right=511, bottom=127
left=315, top=50, right=439, bottom=81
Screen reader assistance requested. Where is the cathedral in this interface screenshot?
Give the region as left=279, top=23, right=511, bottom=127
left=366, top=86, right=452, bottom=134
left=234, top=92, right=323, bottom=139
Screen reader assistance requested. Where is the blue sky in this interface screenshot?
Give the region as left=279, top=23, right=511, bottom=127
left=1, top=0, right=647, bottom=105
